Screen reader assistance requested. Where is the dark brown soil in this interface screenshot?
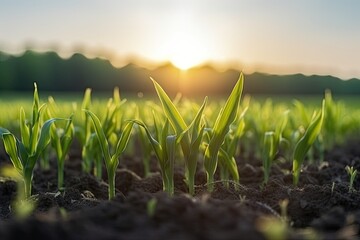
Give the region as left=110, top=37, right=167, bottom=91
left=1, top=139, right=360, bottom=240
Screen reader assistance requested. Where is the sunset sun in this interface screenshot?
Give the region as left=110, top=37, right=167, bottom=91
left=158, top=16, right=209, bottom=70
left=167, top=32, right=204, bottom=70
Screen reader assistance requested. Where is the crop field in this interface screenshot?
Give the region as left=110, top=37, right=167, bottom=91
left=1, top=75, right=360, bottom=239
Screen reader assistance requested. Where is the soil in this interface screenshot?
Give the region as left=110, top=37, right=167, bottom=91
left=1, top=139, right=360, bottom=240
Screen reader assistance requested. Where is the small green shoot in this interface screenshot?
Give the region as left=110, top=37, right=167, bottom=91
left=152, top=78, right=207, bottom=195
left=147, top=198, right=157, bottom=217
left=345, top=165, right=357, bottom=192
left=204, top=74, right=244, bottom=191
left=292, top=100, right=325, bottom=186
left=85, top=110, right=134, bottom=200
left=217, top=107, right=247, bottom=188
left=262, top=131, right=275, bottom=185
left=50, top=115, right=75, bottom=190
left=132, top=118, right=182, bottom=196
left=0, top=83, right=64, bottom=198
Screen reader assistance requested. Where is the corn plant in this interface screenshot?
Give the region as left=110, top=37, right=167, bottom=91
left=132, top=118, right=181, bottom=196
left=204, top=74, right=244, bottom=192
left=95, top=91, right=126, bottom=179
left=75, top=88, right=93, bottom=173
left=262, top=110, right=288, bottom=184
left=292, top=100, right=325, bottom=186
left=262, top=131, right=275, bottom=185
left=322, top=90, right=347, bottom=149
left=217, top=107, right=247, bottom=188
left=0, top=83, right=63, bottom=198
left=50, top=115, right=74, bottom=190
left=345, top=165, right=357, bottom=192
left=151, top=78, right=207, bottom=195
left=39, top=96, right=59, bottom=170
left=85, top=110, right=134, bottom=200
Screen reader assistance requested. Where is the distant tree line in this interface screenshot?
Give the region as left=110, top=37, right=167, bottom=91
left=1, top=50, right=360, bottom=97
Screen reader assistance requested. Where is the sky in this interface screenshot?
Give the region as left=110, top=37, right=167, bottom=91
left=0, top=0, right=360, bottom=79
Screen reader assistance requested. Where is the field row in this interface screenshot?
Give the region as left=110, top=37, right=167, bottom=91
left=1, top=75, right=359, bottom=206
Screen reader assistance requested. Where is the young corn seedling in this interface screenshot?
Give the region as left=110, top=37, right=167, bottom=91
left=262, top=110, right=289, bottom=184
left=85, top=110, right=134, bottom=200
left=39, top=96, right=59, bottom=170
left=151, top=78, right=207, bottom=195
left=135, top=101, right=167, bottom=177
left=204, top=74, right=244, bottom=192
left=50, top=115, right=75, bottom=191
left=345, top=165, right=357, bottom=192
left=92, top=87, right=126, bottom=180
left=292, top=100, right=325, bottom=186
left=262, top=131, right=275, bottom=185
left=0, top=83, right=64, bottom=198
left=75, top=88, right=93, bottom=174
left=217, top=107, right=247, bottom=188
left=132, top=117, right=182, bottom=196
left=90, top=95, right=125, bottom=180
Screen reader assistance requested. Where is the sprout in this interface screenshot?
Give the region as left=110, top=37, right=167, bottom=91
left=0, top=83, right=65, bottom=198
left=262, top=110, right=288, bottom=185
left=204, top=74, right=244, bottom=192
left=151, top=78, right=207, bottom=195
left=132, top=118, right=182, bottom=196
left=262, top=131, right=275, bottom=185
left=217, top=107, right=247, bottom=188
left=85, top=110, right=134, bottom=200
left=75, top=88, right=93, bottom=173
left=50, top=115, right=75, bottom=191
left=292, top=100, right=325, bottom=186
left=345, top=165, right=357, bottom=192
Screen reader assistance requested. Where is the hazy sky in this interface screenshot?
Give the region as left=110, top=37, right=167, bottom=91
left=1, top=0, right=360, bottom=78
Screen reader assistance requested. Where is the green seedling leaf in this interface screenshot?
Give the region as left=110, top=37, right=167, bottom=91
left=263, top=131, right=275, bottom=184
left=114, top=121, right=134, bottom=159
left=131, top=120, right=162, bottom=159
left=164, top=134, right=176, bottom=196
left=204, top=74, right=244, bottom=191
left=151, top=78, right=188, bottom=135
left=32, top=82, right=40, bottom=125
left=219, top=147, right=239, bottom=182
left=84, top=110, right=111, bottom=165
left=34, top=118, right=62, bottom=159
left=20, top=108, right=30, bottom=148
left=2, top=133, right=23, bottom=172
left=293, top=100, right=325, bottom=186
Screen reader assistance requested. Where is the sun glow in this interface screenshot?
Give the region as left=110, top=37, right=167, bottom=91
left=157, top=15, right=211, bottom=71
left=167, top=32, right=205, bottom=70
